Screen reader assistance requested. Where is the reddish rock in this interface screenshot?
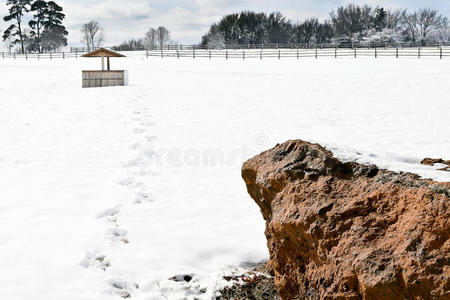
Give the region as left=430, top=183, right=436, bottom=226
left=421, top=158, right=450, bottom=172
left=242, top=140, right=450, bottom=300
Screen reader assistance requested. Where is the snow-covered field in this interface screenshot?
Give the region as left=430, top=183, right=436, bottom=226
left=0, top=56, right=449, bottom=300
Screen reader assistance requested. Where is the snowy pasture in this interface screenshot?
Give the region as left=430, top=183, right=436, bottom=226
left=0, top=56, right=449, bottom=300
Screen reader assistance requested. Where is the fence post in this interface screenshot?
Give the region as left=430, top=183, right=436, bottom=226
left=297, top=48, right=299, bottom=59
left=38, top=53, right=40, bottom=60
left=354, top=48, right=356, bottom=58
left=50, top=53, right=52, bottom=60
left=193, top=49, right=195, bottom=59
left=226, top=50, right=228, bottom=60
left=146, top=50, right=148, bottom=58
left=161, top=49, right=163, bottom=59
left=335, top=48, right=337, bottom=59
left=63, top=52, right=65, bottom=59
left=25, top=52, right=27, bottom=60
left=260, top=49, right=262, bottom=60
left=396, top=48, right=399, bottom=58
left=209, top=50, right=211, bottom=59
left=278, top=49, right=281, bottom=59
left=418, top=48, right=421, bottom=59
left=75, top=50, right=78, bottom=59
left=315, top=48, right=317, bottom=59
left=440, top=47, right=443, bottom=59
left=243, top=51, right=245, bottom=60
left=375, top=48, right=377, bottom=58
left=14, top=52, right=16, bottom=60
left=177, top=50, right=179, bottom=59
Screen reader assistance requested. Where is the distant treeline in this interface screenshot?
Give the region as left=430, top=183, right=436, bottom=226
left=201, top=6, right=449, bottom=47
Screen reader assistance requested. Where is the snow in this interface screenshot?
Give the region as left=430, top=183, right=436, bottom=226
left=0, top=55, right=449, bottom=300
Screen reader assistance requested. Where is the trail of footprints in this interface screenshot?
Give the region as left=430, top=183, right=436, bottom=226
left=82, top=99, right=155, bottom=298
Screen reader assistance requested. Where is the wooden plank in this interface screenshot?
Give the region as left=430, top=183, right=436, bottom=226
left=82, top=70, right=125, bottom=88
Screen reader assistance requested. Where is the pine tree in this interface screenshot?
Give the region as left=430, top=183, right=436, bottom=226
left=29, top=0, right=48, bottom=53
left=42, top=1, right=65, bottom=30
left=3, top=0, right=32, bottom=54
left=31, top=0, right=68, bottom=52
left=373, top=8, right=387, bottom=31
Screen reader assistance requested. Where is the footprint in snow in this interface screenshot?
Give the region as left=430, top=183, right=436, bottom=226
left=133, top=128, right=145, bottom=134
left=119, top=177, right=143, bottom=188
left=108, top=227, right=129, bottom=244
left=96, top=207, right=121, bottom=224
left=81, top=253, right=111, bottom=271
left=109, top=279, right=139, bottom=299
left=134, top=191, right=153, bottom=204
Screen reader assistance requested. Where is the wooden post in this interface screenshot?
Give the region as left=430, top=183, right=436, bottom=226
left=354, top=48, right=356, bottom=58
left=193, top=49, right=195, bottom=59
left=14, top=53, right=16, bottom=60
left=278, top=50, right=281, bottom=59
left=375, top=48, right=377, bottom=58
left=260, top=50, right=262, bottom=60
left=101, top=56, right=104, bottom=70
left=297, top=48, right=299, bottom=59
left=25, top=52, right=27, bottom=60
left=63, top=52, right=65, bottom=59
left=177, top=50, right=179, bottom=59
left=418, top=48, right=421, bottom=59
left=209, top=50, right=211, bottom=59
left=243, top=51, right=245, bottom=60
left=396, top=48, right=399, bottom=58
left=315, top=48, right=317, bottom=59
left=50, top=53, right=52, bottom=60
left=226, top=50, right=228, bottom=60
left=107, top=57, right=110, bottom=70
left=440, top=47, right=443, bottom=59
left=146, top=50, right=148, bottom=58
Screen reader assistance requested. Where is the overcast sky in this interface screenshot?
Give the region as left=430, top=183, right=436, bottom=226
left=1, top=0, right=450, bottom=48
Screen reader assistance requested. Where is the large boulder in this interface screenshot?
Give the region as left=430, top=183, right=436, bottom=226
left=242, top=140, right=449, bottom=300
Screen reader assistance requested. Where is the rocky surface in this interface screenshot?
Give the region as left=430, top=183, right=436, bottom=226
left=242, top=140, right=450, bottom=300
left=422, top=158, right=450, bottom=172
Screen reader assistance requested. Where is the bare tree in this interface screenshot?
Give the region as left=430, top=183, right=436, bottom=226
left=385, top=9, right=404, bottom=30
left=144, top=28, right=156, bottom=49
left=155, top=26, right=170, bottom=49
left=81, top=20, right=104, bottom=50
left=402, top=9, right=448, bottom=45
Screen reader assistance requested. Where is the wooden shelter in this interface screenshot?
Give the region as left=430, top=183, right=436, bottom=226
left=81, top=48, right=127, bottom=88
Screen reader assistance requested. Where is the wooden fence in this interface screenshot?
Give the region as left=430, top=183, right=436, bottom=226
left=0, top=51, right=81, bottom=60
left=2, top=47, right=450, bottom=61
left=146, top=47, right=450, bottom=60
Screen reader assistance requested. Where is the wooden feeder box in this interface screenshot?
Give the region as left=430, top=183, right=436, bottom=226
left=81, top=48, right=127, bottom=88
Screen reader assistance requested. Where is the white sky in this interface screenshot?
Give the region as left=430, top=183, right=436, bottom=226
left=1, top=0, right=449, bottom=49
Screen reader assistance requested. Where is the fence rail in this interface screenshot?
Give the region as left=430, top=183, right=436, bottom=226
left=1, top=51, right=82, bottom=60
left=2, top=47, right=449, bottom=61
left=146, top=47, right=450, bottom=60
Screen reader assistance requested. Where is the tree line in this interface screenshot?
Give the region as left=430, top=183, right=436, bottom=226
left=2, top=0, right=68, bottom=53
left=110, top=26, right=172, bottom=51
left=201, top=6, right=450, bottom=48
